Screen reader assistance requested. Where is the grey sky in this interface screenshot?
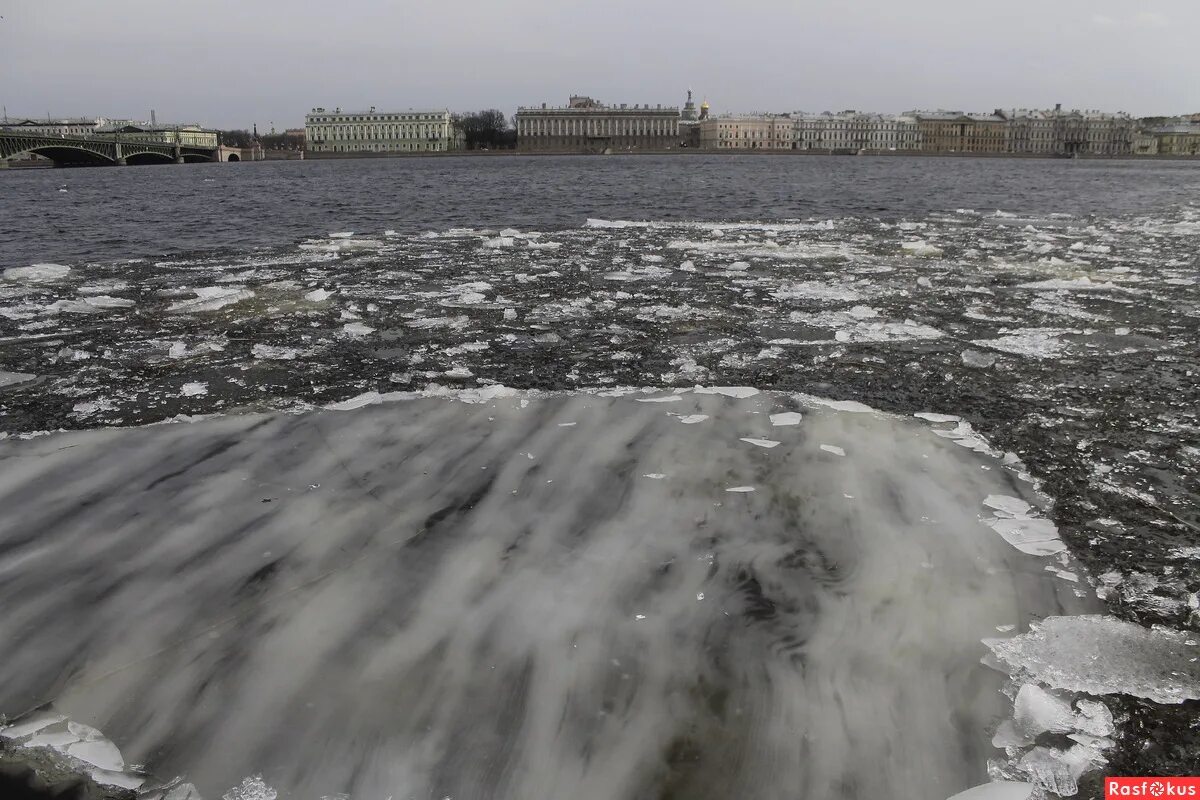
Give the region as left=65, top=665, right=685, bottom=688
left=1, top=0, right=1194, bottom=129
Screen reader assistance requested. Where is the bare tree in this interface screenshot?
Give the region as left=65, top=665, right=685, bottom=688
left=452, top=110, right=514, bottom=150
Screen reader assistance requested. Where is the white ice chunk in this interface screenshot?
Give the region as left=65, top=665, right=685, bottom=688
left=986, top=615, right=1200, bottom=704
left=45, top=295, right=135, bottom=314
left=900, top=240, right=943, bottom=257
left=643, top=473, right=666, bottom=480
left=304, top=288, right=332, bottom=302
left=3, top=263, right=71, bottom=282
left=983, top=495, right=1033, bottom=516
left=769, top=412, right=803, bottom=426
left=251, top=344, right=300, bottom=360
left=25, top=730, right=81, bottom=748
left=324, top=391, right=383, bottom=411
left=89, top=768, right=144, bottom=790
left=1012, top=683, right=1076, bottom=738
left=342, top=322, right=375, bottom=337
left=169, top=287, right=255, bottom=313
left=0, top=712, right=66, bottom=739
left=740, top=438, right=781, bottom=449
left=0, top=371, right=37, bottom=388
left=914, top=412, right=961, bottom=423
left=67, top=738, right=125, bottom=771
left=984, top=517, right=1067, bottom=556
left=222, top=775, right=278, bottom=800
left=820, top=444, right=846, bottom=457
left=636, top=395, right=683, bottom=403
left=725, top=486, right=756, bottom=493
left=406, top=315, right=469, bottom=330
left=799, top=395, right=877, bottom=413
left=180, top=382, right=208, bottom=397
left=693, top=386, right=759, bottom=398
left=678, top=415, right=709, bottom=424
left=1074, top=699, right=1115, bottom=737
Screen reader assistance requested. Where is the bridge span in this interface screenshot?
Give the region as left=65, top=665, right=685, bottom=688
left=0, top=131, right=242, bottom=167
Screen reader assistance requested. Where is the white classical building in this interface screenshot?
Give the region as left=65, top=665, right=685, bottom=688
left=515, top=96, right=681, bottom=152
left=793, top=112, right=921, bottom=152
left=305, top=107, right=460, bottom=154
left=698, top=114, right=794, bottom=149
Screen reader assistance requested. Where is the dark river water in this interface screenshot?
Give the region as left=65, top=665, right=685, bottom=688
left=1, top=154, right=1198, bottom=799
left=4, top=154, right=1200, bottom=268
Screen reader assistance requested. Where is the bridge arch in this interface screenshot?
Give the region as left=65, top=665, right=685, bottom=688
left=124, top=151, right=176, bottom=165
left=21, top=145, right=114, bottom=167
left=226, top=153, right=241, bottom=162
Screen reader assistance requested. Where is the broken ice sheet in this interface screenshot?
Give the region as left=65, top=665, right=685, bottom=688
left=945, top=782, right=1034, bottom=800
left=986, top=615, right=1200, bottom=704
left=740, top=437, right=780, bottom=449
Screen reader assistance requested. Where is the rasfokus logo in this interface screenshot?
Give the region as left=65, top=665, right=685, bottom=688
left=1106, top=778, right=1200, bottom=797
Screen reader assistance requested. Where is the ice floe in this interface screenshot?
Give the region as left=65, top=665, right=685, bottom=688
left=0, top=371, right=36, bottom=388
left=945, top=783, right=1034, bottom=800
left=2, top=263, right=71, bottom=282
left=169, top=286, right=256, bottom=313
left=987, top=615, right=1200, bottom=704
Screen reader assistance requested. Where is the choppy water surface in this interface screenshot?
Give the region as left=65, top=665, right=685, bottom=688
left=0, top=156, right=1198, bottom=798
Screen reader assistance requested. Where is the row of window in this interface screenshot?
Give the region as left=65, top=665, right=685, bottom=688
left=311, top=142, right=447, bottom=152
left=308, top=114, right=446, bottom=123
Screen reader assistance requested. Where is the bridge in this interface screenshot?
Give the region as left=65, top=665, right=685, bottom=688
left=0, top=130, right=229, bottom=167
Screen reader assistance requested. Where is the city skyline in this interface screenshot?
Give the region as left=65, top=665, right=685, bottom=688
left=1, top=0, right=1196, bottom=130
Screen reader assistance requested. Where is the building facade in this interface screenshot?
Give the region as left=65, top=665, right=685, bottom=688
left=793, top=112, right=921, bottom=152
left=515, top=96, right=681, bottom=152
left=699, top=114, right=794, bottom=149
left=110, top=125, right=219, bottom=148
left=0, top=117, right=218, bottom=147
left=305, top=107, right=460, bottom=154
left=1153, top=125, right=1200, bottom=156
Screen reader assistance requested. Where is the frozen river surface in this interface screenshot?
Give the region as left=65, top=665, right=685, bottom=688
left=1, top=155, right=1198, bottom=797
left=0, top=391, right=1094, bottom=799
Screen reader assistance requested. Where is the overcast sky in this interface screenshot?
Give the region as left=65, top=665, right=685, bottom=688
left=1, top=0, right=1194, bottom=129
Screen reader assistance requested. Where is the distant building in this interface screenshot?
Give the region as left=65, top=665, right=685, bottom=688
left=700, top=114, right=793, bottom=150
left=999, top=109, right=1058, bottom=154
left=515, top=95, right=681, bottom=152
left=794, top=112, right=855, bottom=152
left=1152, top=124, right=1200, bottom=156
left=792, top=112, right=920, bottom=153
left=1133, top=132, right=1159, bottom=156
left=1, top=116, right=172, bottom=138
left=913, top=111, right=975, bottom=153
left=104, top=124, right=219, bottom=148
left=304, top=107, right=460, bottom=154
